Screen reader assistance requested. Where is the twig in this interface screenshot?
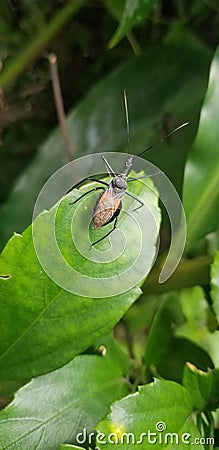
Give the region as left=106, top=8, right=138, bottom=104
left=48, top=53, right=73, bottom=162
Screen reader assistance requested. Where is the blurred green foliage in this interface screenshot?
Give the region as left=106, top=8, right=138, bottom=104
left=0, top=1, right=219, bottom=449
left=0, top=0, right=218, bottom=204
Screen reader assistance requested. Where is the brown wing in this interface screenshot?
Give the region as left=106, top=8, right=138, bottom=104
left=92, top=190, right=121, bottom=229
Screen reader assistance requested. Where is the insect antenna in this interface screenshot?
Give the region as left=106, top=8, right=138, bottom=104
left=137, top=121, right=189, bottom=157
left=123, top=89, right=131, bottom=154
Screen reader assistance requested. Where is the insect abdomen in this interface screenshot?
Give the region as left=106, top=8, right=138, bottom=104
left=92, top=191, right=121, bottom=229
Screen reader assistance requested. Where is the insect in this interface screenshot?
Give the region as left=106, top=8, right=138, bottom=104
left=68, top=92, right=188, bottom=246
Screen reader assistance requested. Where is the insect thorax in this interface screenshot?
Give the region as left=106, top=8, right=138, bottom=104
left=111, top=176, right=127, bottom=194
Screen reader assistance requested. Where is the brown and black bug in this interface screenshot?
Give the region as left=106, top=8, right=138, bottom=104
left=67, top=92, right=188, bottom=246
left=67, top=153, right=146, bottom=246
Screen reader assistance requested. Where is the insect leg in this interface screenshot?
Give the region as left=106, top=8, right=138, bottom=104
left=126, top=172, right=161, bottom=210
left=101, top=155, right=116, bottom=176
left=124, top=190, right=144, bottom=211
left=92, top=216, right=118, bottom=246
left=70, top=187, right=104, bottom=205
left=127, top=170, right=161, bottom=182
left=66, top=177, right=108, bottom=194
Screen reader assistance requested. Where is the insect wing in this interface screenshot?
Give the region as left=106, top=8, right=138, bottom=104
left=92, top=189, right=121, bottom=229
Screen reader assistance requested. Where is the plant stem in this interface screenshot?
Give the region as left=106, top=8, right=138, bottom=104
left=0, top=0, right=86, bottom=90
left=127, top=32, right=141, bottom=55
left=205, top=412, right=214, bottom=450
left=144, top=255, right=213, bottom=294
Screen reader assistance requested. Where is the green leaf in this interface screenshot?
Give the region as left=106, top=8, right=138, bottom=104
left=211, top=251, right=219, bottom=318
left=0, top=38, right=211, bottom=249
left=183, top=44, right=219, bottom=249
left=93, top=334, right=130, bottom=373
left=0, top=175, right=160, bottom=380
left=109, top=0, right=157, bottom=48
left=103, top=0, right=126, bottom=21
left=145, top=293, right=214, bottom=382
left=176, top=286, right=219, bottom=367
left=96, top=379, right=205, bottom=449
left=0, top=352, right=129, bottom=450
left=183, top=363, right=219, bottom=411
